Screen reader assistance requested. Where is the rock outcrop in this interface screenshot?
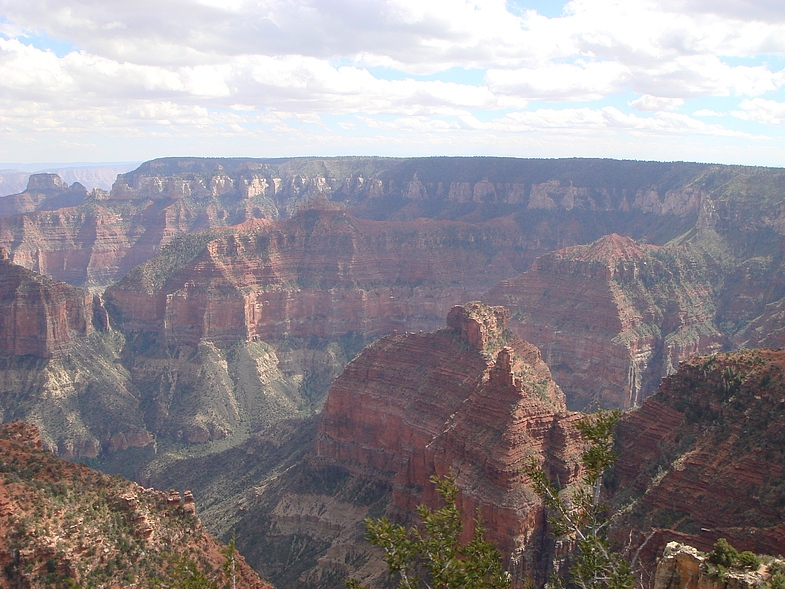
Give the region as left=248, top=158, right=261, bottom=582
left=653, top=542, right=779, bottom=589
left=317, top=302, right=583, bottom=581
left=485, top=234, right=725, bottom=409
left=609, top=349, right=785, bottom=571
left=0, top=247, right=107, bottom=358
left=0, top=421, right=270, bottom=589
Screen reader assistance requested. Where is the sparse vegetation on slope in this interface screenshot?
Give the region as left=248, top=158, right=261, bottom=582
left=0, top=421, right=270, bottom=589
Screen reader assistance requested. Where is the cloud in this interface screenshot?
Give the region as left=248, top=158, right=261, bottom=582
left=629, top=95, right=684, bottom=111
left=0, top=0, right=784, bottom=164
left=733, top=98, right=785, bottom=124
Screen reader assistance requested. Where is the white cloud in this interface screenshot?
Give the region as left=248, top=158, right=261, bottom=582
left=629, top=95, right=684, bottom=111
left=0, top=0, right=784, bottom=163
left=490, top=106, right=745, bottom=136
left=733, top=98, right=785, bottom=124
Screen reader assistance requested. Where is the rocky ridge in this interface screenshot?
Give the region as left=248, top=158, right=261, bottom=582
left=610, top=349, right=785, bottom=572
left=0, top=421, right=270, bottom=589
left=485, top=233, right=725, bottom=409
left=0, top=174, right=88, bottom=217
left=316, top=301, right=583, bottom=583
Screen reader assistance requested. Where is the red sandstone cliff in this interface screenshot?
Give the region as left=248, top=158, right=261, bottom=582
left=0, top=247, right=107, bottom=358
left=485, top=234, right=725, bottom=410
left=317, top=302, right=584, bottom=581
left=610, top=349, right=785, bottom=573
left=105, top=208, right=528, bottom=344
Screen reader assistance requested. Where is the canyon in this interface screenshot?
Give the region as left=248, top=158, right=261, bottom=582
left=146, top=302, right=585, bottom=588
left=1, top=156, right=785, bottom=588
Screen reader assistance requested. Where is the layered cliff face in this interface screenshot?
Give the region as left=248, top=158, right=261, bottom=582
left=317, top=302, right=583, bottom=581
left=141, top=303, right=582, bottom=588
left=0, top=421, right=270, bottom=589
left=0, top=248, right=107, bottom=358
left=610, top=349, right=785, bottom=571
left=105, top=207, right=529, bottom=343
left=0, top=157, right=747, bottom=292
left=485, top=234, right=726, bottom=410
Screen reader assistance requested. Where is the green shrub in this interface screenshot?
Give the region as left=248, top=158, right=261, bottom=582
left=739, top=551, right=761, bottom=569
left=709, top=538, right=739, bottom=567
left=769, top=573, right=785, bottom=589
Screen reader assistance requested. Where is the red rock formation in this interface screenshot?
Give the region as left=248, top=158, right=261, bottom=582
left=610, top=349, right=785, bottom=570
left=317, top=302, right=583, bottom=581
left=485, top=234, right=725, bottom=409
left=105, top=209, right=528, bottom=344
left=0, top=247, right=107, bottom=358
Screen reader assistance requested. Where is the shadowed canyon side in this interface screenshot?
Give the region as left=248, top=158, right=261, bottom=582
left=0, top=421, right=270, bottom=589
left=609, top=349, right=785, bottom=574
left=485, top=234, right=726, bottom=410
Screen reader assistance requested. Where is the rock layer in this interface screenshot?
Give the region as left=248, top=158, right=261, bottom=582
left=0, top=157, right=736, bottom=291
left=485, top=234, right=725, bottom=409
left=105, top=208, right=529, bottom=344
left=0, top=248, right=107, bottom=358
left=317, top=302, right=583, bottom=581
left=610, top=349, right=785, bottom=570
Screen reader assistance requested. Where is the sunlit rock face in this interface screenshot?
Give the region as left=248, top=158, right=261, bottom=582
left=0, top=247, right=106, bottom=358
left=104, top=207, right=529, bottom=345
left=317, top=302, right=584, bottom=582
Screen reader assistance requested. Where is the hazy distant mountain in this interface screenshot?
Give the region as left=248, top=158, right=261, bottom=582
left=0, top=162, right=139, bottom=194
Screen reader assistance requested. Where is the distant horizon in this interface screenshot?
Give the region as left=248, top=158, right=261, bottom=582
left=3, top=154, right=785, bottom=171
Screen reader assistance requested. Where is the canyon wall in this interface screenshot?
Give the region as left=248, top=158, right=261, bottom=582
left=610, top=349, right=785, bottom=572
left=0, top=157, right=733, bottom=291
left=485, top=233, right=726, bottom=410
left=104, top=207, right=530, bottom=343
left=0, top=247, right=107, bottom=358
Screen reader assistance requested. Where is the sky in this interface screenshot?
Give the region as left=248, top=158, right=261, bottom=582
left=1, top=0, right=785, bottom=166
